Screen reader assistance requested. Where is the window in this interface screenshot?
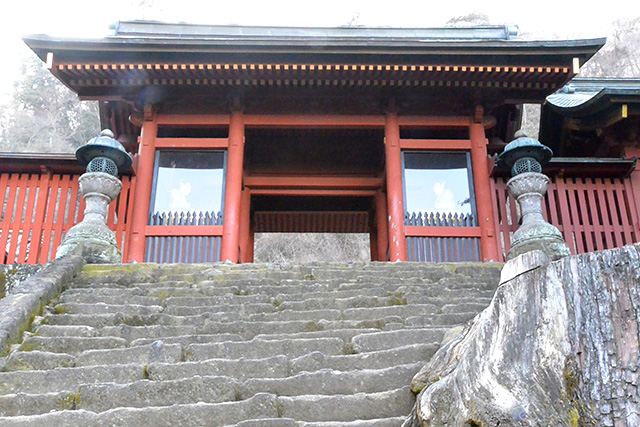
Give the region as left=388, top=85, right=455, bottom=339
left=150, top=151, right=225, bottom=220
left=403, top=152, right=476, bottom=221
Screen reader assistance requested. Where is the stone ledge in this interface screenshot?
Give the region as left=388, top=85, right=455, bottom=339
left=0, top=255, right=85, bottom=356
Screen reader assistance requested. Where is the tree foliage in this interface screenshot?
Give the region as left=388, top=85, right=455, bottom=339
left=0, top=56, right=100, bottom=153
left=582, top=18, right=640, bottom=77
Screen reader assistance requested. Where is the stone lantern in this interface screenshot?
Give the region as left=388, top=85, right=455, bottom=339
left=56, top=130, right=132, bottom=263
left=497, top=130, right=570, bottom=260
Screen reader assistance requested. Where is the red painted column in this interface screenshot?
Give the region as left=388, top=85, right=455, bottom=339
left=238, top=187, right=252, bottom=263
left=126, top=119, right=157, bottom=262
left=384, top=111, right=408, bottom=262
left=469, top=110, right=500, bottom=262
left=376, top=189, right=389, bottom=261
left=220, top=111, right=245, bottom=263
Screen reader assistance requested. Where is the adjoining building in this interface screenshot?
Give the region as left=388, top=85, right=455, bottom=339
left=5, top=21, right=638, bottom=265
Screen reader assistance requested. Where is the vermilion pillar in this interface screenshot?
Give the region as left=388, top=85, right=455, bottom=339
left=238, top=187, right=252, bottom=263
left=220, top=111, right=245, bottom=262
left=384, top=111, right=408, bottom=262
left=469, top=109, right=500, bottom=262
left=376, top=189, right=389, bottom=261
left=126, top=119, right=157, bottom=262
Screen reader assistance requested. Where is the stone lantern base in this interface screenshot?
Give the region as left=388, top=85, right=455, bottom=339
left=506, top=172, right=570, bottom=261
left=56, top=172, right=123, bottom=264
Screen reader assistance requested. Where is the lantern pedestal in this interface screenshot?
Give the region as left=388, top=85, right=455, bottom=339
left=506, top=172, right=570, bottom=261
left=56, top=172, right=123, bottom=263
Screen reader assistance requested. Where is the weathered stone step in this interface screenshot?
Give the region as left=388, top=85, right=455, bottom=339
left=96, top=324, right=199, bottom=342
left=289, top=344, right=439, bottom=375
left=0, top=393, right=278, bottom=426
left=164, top=295, right=272, bottom=306
left=43, top=313, right=145, bottom=328
left=341, top=305, right=436, bottom=321
left=185, top=337, right=345, bottom=361
left=351, top=328, right=446, bottom=353
left=277, top=295, right=406, bottom=311
left=253, top=328, right=381, bottom=344
left=0, top=391, right=75, bottom=417
left=130, top=333, right=245, bottom=347
left=244, top=309, right=343, bottom=323
left=0, top=364, right=144, bottom=395
left=19, top=336, right=127, bottom=355
left=147, top=356, right=289, bottom=382
left=406, top=311, right=479, bottom=327
left=163, top=303, right=276, bottom=317
left=58, top=293, right=163, bottom=306
left=277, top=387, right=414, bottom=422
left=4, top=350, right=76, bottom=371
left=34, top=324, right=97, bottom=337
left=301, top=417, right=406, bottom=426
left=54, top=302, right=164, bottom=316
left=238, top=363, right=421, bottom=399
left=77, top=376, right=239, bottom=413
left=198, top=318, right=403, bottom=340
left=225, top=419, right=297, bottom=427
left=76, top=341, right=182, bottom=367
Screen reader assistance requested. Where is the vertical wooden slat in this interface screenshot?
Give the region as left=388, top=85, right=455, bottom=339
left=554, top=177, right=576, bottom=254
left=595, top=178, right=615, bottom=250
left=51, top=175, right=72, bottom=252
left=566, top=178, right=585, bottom=254
left=16, top=175, right=40, bottom=263
left=0, top=175, right=20, bottom=262
left=62, top=176, right=81, bottom=238
left=7, top=174, right=30, bottom=263
left=623, top=176, right=640, bottom=241
left=604, top=179, right=625, bottom=248
left=574, top=178, right=594, bottom=253
left=612, top=178, right=634, bottom=246
left=28, top=173, right=51, bottom=264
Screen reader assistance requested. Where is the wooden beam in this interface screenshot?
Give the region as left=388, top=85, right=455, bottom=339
left=399, top=139, right=472, bottom=150
left=145, top=225, right=223, bottom=236
left=154, top=138, right=229, bottom=149
left=244, top=176, right=383, bottom=190
left=405, top=226, right=481, bottom=238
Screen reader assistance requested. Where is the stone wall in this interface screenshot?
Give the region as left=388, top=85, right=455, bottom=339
left=407, top=244, right=640, bottom=426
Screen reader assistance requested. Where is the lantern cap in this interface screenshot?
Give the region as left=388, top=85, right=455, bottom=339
left=496, top=129, right=553, bottom=172
left=75, top=129, right=132, bottom=173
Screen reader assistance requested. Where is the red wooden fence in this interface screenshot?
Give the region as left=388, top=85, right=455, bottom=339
left=2, top=171, right=639, bottom=265
left=1, top=173, right=135, bottom=264
left=491, top=176, right=640, bottom=262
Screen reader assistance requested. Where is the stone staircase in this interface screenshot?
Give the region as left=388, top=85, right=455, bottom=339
left=0, top=262, right=501, bottom=426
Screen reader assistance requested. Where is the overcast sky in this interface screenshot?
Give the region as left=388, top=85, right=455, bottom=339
left=2, top=0, right=640, bottom=98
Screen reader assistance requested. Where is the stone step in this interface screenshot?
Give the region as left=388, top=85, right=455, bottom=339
left=185, top=337, right=345, bottom=361
left=289, top=343, right=439, bottom=375
left=33, top=325, right=97, bottom=337
left=0, top=364, right=145, bottom=395
left=341, top=305, right=436, bottom=321
left=76, top=341, right=182, bottom=367
left=278, top=387, right=414, bottom=422
left=147, top=356, right=289, bottom=382
left=238, top=363, right=422, bottom=399
left=301, top=417, right=406, bottom=427
left=4, top=350, right=76, bottom=371
left=54, top=302, right=164, bottom=316
left=253, top=328, right=381, bottom=344
left=19, top=336, right=127, bottom=355
left=351, top=328, right=446, bottom=353
left=164, top=295, right=272, bottom=307
left=406, top=312, right=479, bottom=327
left=43, top=313, right=147, bottom=328
left=130, top=333, right=245, bottom=347
left=0, top=391, right=75, bottom=417
left=0, top=393, right=279, bottom=427
left=225, top=419, right=298, bottom=427
left=58, top=293, right=163, bottom=306
left=163, top=303, right=276, bottom=317
left=198, top=318, right=403, bottom=340
left=244, top=309, right=343, bottom=323
left=277, top=295, right=406, bottom=311
left=96, top=324, right=199, bottom=342
left=77, top=376, right=239, bottom=413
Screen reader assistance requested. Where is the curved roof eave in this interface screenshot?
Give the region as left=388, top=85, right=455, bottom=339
left=546, top=79, right=640, bottom=117
left=23, top=34, right=606, bottom=65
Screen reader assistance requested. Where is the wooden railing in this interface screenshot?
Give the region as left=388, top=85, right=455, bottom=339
left=145, top=211, right=223, bottom=263
left=1, top=173, right=135, bottom=264
left=405, top=212, right=481, bottom=262
left=491, top=176, right=640, bottom=262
